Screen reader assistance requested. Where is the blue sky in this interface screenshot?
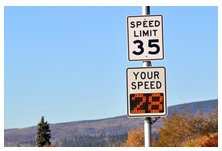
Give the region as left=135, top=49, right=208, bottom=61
left=4, top=6, right=218, bottom=129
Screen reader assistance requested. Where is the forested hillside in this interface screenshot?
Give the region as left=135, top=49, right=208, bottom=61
left=57, top=133, right=128, bottom=147
left=4, top=99, right=218, bottom=147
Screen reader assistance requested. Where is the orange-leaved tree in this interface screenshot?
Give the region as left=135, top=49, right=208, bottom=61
left=121, top=104, right=218, bottom=147
left=121, top=127, right=144, bottom=147
left=121, top=126, right=157, bottom=147
left=192, top=132, right=218, bottom=147
left=43, top=144, right=58, bottom=147
left=157, top=104, right=218, bottom=147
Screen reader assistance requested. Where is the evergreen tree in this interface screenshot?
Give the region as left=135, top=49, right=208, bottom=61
left=36, top=116, right=51, bottom=147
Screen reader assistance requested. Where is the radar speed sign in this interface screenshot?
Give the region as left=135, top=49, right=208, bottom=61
left=126, top=67, right=167, bottom=117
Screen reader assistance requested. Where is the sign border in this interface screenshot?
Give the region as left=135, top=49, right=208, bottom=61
left=127, top=14, right=164, bottom=62
left=126, top=66, right=167, bottom=117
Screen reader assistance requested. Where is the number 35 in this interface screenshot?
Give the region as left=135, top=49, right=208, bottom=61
left=133, top=39, right=160, bottom=55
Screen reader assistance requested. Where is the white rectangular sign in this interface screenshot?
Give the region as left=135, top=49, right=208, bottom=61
left=127, top=15, right=164, bottom=61
left=126, top=67, right=167, bottom=117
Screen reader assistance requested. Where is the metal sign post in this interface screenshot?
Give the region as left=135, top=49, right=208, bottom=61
left=143, top=6, right=151, bottom=147
left=144, top=117, right=152, bottom=147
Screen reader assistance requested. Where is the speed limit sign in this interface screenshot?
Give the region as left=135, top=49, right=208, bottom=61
left=127, top=15, right=164, bottom=61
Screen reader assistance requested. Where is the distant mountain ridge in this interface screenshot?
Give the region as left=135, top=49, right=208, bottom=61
left=4, top=128, right=19, bottom=132
left=4, top=99, right=218, bottom=144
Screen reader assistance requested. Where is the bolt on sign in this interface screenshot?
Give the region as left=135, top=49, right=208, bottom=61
left=126, top=67, right=167, bottom=117
left=127, top=15, right=164, bottom=61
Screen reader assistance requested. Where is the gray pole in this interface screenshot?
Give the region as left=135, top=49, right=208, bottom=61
left=142, top=6, right=152, bottom=147
left=144, top=117, right=152, bottom=147
left=142, top=6, right=152, bottom=68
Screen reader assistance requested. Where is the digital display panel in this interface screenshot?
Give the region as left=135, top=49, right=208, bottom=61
left=130, top=93, right=164, bottom=114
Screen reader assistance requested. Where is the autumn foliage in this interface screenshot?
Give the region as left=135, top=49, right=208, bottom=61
left=121, top=104, right=218, bottom=147
left=43, top=144, right=58, bottom=147
left=120, top=126, right=158, bottom=147
left=194, top=132, right=218, bottom=147
left=120, top=127, right=144, bottom=147
left=185, top=132, right=218, bottom=147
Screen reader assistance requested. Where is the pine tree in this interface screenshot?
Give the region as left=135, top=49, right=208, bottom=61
left=36, top=116, right=51, bottom=147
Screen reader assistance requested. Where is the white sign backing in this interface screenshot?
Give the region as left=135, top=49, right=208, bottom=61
left=126, top=67, right=167, bottom=117
left=127, top=15, right=164, bottom=61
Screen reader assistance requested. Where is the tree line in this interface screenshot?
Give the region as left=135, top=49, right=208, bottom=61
left=9, top=133, right=128, bottom=147
left=56, top=133, right=128, bottom=147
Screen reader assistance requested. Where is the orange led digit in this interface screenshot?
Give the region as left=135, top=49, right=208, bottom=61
left=131, top=94, right=146, bottom=113
left=130, top=93, right=164, bottom=114
left=148, top=93, right=163, bottom=113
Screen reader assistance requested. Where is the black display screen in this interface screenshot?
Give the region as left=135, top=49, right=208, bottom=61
left=130, top=93, right=164, bottom=114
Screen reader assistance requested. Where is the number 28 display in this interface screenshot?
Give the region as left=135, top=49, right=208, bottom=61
left=130, top=93, right=164, bottom=114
